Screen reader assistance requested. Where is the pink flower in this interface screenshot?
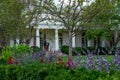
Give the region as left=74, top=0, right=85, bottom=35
left=66, top=56, right=76, bottom=69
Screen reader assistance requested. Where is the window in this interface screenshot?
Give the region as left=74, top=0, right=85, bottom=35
left=59, top=33, right=63, bottom=48
left=93, top=36, right=101, bottom=47
left=110, top=31, right=114, bottom=47
left=40, top=32, right=44, bottom=48
left=82, top=32, right=87, bottom=47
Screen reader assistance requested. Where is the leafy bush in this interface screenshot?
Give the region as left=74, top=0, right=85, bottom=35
left=61, top=45, right=110, bottom=55
left=11, top=44, right=30, bottom=55
left=61, top=45, right=69, bottom=55
left=61, top=46, right=85, bottom=55
left=73, top=47, right=83, bottom=55
left=30, top=46, right=42, bottom=53
left=87, top=47, right=94, bottom=52
left=0, top=63, right=120, bottom=80
left=0, top=46, right=13, bottom=64
left=0, top=45, right=31, bottom=64
left=96, top=47, right=108, bottom=55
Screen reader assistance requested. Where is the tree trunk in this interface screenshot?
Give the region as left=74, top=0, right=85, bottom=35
left=68, top=31, right=72, bottom=57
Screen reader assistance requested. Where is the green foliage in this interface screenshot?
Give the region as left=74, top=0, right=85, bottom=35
left=31, top=46, right=42, bottom=53
left=0, top=47, right=3, bottom=54
left=85, top=29, right=111, bottom=40
left=61, top=45, right=110, bottom=55
left=11, top=44, right=30, bottom=55
left=73, top=47, right=82, bottom=52
left=61, top=45, right=83, bottom=55
left=45, top=75, right=56, bottom=80
left=0, top=0, right=43, bottom=46
left=61, top=45, right=69, bottom=55
left=0, top=45, right=31, bottom=64
left=0, top=63, right=119, bottom=80
left=0, top=46, right=13, bottom=63
left=0, top=0, right=27, bottom=44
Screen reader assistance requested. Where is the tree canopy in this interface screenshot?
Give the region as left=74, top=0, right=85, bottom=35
left=0, top=0, right=26, bottom=46
left=0, top=0, right=119, bottom=55
left=0, top=0, right=44, bottom=46
left=43, top=0, right=111, bottom=56
left=85, top=0, right=120, bottom=47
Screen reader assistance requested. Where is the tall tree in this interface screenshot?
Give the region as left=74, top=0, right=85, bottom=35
left=0, top=0, right=26, bottom=46
left=0, top=0, right=45, bottom=46
left=111, top=0, right=120, bottom=47
left=43, top=0, right=106, bottom=56
left=85, top=0, right=120, bottom=47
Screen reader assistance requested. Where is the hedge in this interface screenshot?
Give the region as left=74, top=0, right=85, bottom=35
left=60, top=45, right=117, bottom=55
left=0, top=63, right=119, bottom=80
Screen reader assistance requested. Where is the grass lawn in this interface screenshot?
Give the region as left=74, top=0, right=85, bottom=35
left=62, top=55, right=114, bottom=62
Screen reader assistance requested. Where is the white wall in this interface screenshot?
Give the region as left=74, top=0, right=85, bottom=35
left=30, top=37, right=34, bottom=47
left=75, top=33, right=82, bottom=47
left=46, top=30, right=55, bottom=50
left=62, top=32, right=69, bottom=46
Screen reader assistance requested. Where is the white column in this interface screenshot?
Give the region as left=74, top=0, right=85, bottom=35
left=10, top=38, right=14, bottom=47
left=29, top=37, right=34, bottom=47
left=16, top=38, right=19, bottom=46
left=72, top=32, right=76, bottom=48
left=55, top=29, right=59, bottom=51
left=87, top=40, right=91, bottom=47
left=36, top=28, right=40, bottom=47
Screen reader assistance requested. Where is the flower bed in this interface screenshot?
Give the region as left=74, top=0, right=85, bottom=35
left=0, top=45, right=120, bottom=79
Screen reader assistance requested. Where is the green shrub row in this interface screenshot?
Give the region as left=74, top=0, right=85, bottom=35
left=0, top=63, right=119, bottom=80
left=60, top=45, right=117, bottom=55
left=30, top=46, right=42, bottom=53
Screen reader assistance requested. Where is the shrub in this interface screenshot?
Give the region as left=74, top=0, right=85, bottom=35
left=73, top=47, right=82, bottom=55
left=87, top=47, right=94, bottom=52
left=61, top=46, right=85, bottom=55
left=11, top=44, right=31, bottom=55
left=61, top=45, right=69, bottom=55
left=30, top=46, right=42, bottom=53
left=0, top=63, right=120, bottom=80
left=0, top=46, right=13, bottom=64
left=97, top=47, right=108, bottom=55
left=0, top=45, right=31, bottom=64
left=44, top=75, right=56, bottom=80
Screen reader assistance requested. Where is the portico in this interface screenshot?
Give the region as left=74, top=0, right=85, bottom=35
left=9, top=22, right=117, bottom=51
left=34, top=26, right=76, bottom=51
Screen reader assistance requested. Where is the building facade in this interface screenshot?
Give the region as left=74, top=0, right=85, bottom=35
left=9, top=20, right=119, bottom=51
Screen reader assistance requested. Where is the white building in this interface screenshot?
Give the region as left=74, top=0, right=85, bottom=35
left=8, top=19, right=118, bottom=51
left=8, top=0, right=119, bottom=51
